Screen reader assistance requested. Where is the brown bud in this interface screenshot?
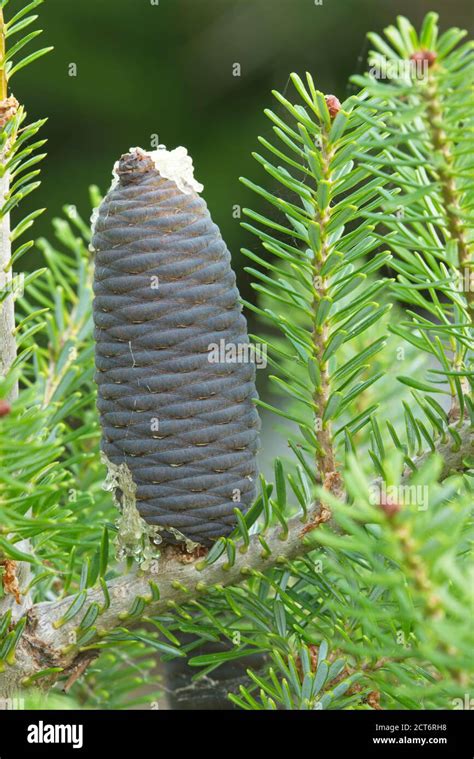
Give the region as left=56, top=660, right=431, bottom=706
left=379, top=495, right=401, bottom=519
left=325, top=94, right=341, bottom=120
left=0, top=96, right=19, bottom=129
left=410, top=50, right=437, bottom=68
left=0, top=400, right=11, bottom=418
left=0, top=559, right=21, bottom=604
left=367, top=690, right=382, bottom=710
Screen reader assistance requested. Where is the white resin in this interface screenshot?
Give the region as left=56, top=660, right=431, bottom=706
left=124, top=145, right=203, bottom=195
left=90, top=144, right=203, bottom=240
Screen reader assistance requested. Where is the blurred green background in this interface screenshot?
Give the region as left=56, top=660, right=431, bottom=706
left=10, top=0, right=473, bottom=294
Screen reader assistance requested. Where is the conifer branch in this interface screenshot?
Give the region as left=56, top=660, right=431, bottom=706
left=423, top=73, right=473, bottom=321
left=0, top=10, right=6, bottom=101
left=312, top=120, right=336, bottom=482
left=0, top=9, right=471, bottom=711
left=0, top=420, right=469, bottom=696
left=0, top=8, right=17, bottom=402
left=0, top=0, right=50, bottom=624
left=352, top=13, right=473, bottom=429
left=0, top=0, right=50, bottom=401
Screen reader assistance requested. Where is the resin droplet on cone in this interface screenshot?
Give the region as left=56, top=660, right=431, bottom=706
left=92, top=147, right=260, bottom=548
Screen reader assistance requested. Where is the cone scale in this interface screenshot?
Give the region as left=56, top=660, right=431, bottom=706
left=92, top=147, right=260, bottom=552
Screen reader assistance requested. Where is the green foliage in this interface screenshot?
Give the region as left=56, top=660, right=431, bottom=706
left=352, top=12, right=473, bottom=423
left=184, top=12, right=473, bottom=709
left=0, top=0, right=51, bottom=299
left=308, top=456, right=472, bottom=709
left=0, top=11, right=472, bottom=710
left=1, top=197, right=104, bottom=582
left=1, top=0, right=52, bottom=81
left=1, top=197, right=165, bottom=708
left=240, top=75, right=393, bottom=462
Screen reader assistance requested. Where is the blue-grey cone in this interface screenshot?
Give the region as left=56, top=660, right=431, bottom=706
left=92, top=149, right=260, bottom=546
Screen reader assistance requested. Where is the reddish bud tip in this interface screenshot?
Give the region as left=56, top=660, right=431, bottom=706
left=379, top=495, right=402, bottom=519
left=0, top=400, right=11, bottom=418
left=325, top=94, right=341, bottom=119
left=410, top=50, right=437, bottom=68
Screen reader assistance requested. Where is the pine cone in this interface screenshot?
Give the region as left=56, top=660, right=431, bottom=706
left=92, top=147, right=260, bottom=550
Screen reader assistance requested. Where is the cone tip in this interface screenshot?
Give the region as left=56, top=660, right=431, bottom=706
left=112, top=145, right=204, bottom=195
